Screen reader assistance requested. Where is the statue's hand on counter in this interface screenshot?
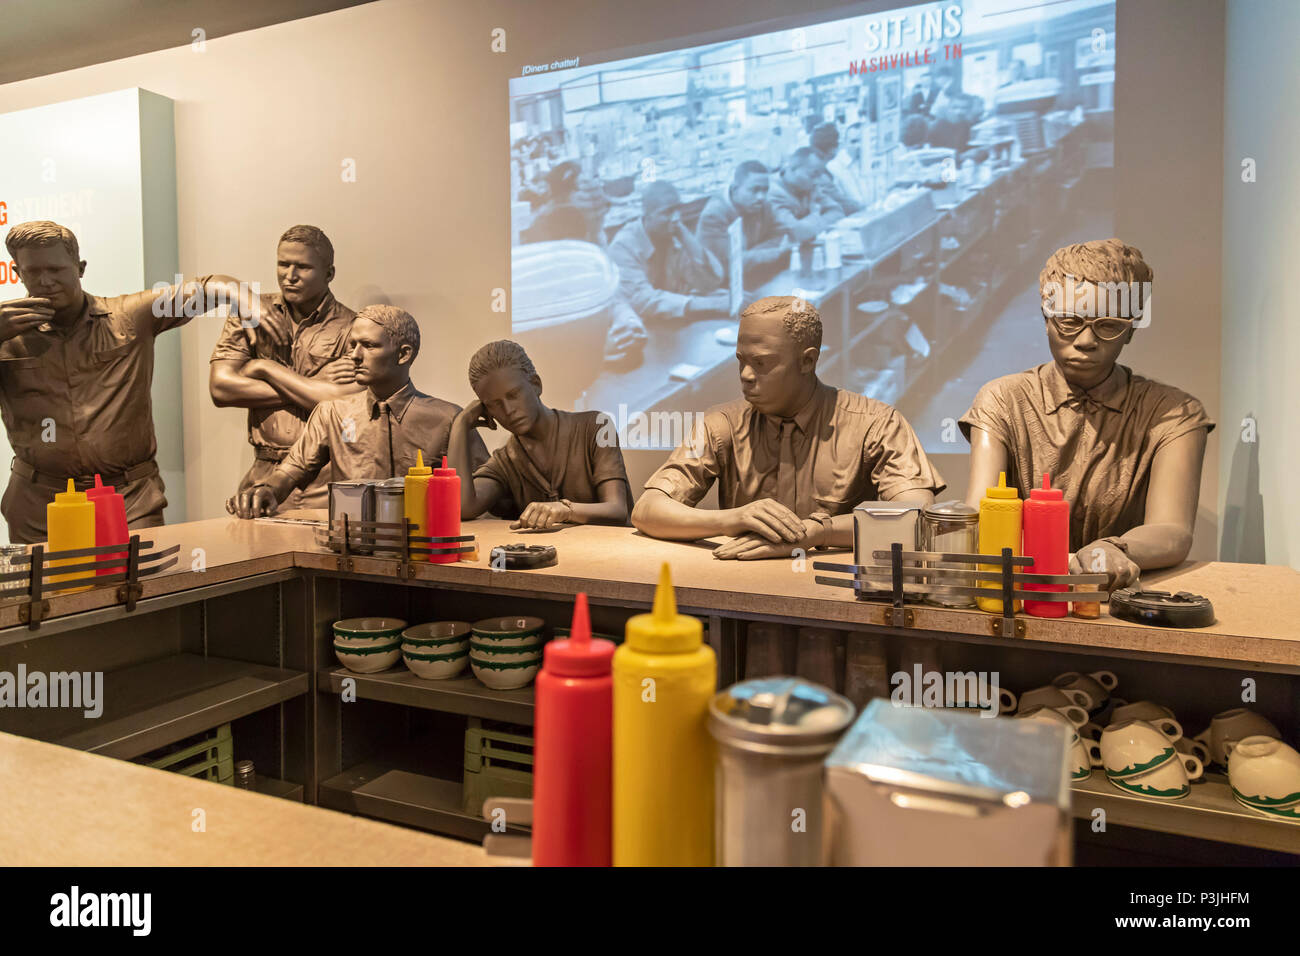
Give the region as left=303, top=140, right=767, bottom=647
left=726, top=498, right=805, bottom=543
left=713, top=519, right=822, bottom=560
left=1071, top=539, right=1140, bottom=592
left=229, top=484, right=279, bottom=520
left=511, top=500, right=574, bottom=531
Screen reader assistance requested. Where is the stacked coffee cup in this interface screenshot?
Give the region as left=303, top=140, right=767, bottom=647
left=1100, top=716, right=1204, bottom=799
left=1194, top=708, right=1299, bottom=820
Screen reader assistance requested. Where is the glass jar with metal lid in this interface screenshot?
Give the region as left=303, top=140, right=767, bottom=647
left=372, top=478, right=407, bottom=555
left=920, top=500, right=979, bottom=608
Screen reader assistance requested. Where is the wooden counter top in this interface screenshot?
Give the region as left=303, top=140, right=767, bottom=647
left=0, top=731, right=518, bottom=866
left=2, top=515, right=1297, bottom=668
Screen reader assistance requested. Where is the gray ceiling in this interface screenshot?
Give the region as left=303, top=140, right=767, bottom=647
left=0, top=0, right=376, bottom=86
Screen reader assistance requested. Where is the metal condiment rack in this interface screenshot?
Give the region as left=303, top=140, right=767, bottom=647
left=318, top=515, right=476, bottom=578
left=813, top=543, right=1109, bottom=638
left=0, top=536, right=182, bottom=629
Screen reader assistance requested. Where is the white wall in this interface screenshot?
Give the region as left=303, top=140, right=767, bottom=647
left=1219, top=0, right=1300, bottom=569
left=0, top=0, right=1228, bottom=560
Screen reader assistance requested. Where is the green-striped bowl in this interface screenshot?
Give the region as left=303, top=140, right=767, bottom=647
left=470, top=646, right=542, bottom=666
left=333, top=617, right=408, bottom=647
left=472, top=616, right=545, bottom=647
left=469, top=638, right=545, bottom=656
left=402, top=644, right=469, bottom=680
left=334, top=638, right=402, bottom=673
left=470, top=652, right=541, bottom=690
left=402, top=621, right=471, bottom=647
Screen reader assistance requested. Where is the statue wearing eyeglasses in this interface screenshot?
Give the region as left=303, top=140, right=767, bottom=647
left=959, top=239, right=1214, bottom=589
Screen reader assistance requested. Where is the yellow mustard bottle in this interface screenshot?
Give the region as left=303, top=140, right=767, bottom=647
left=613, top=563, right=716, bottom=866
left=404, top=449, right=432, bottom=561
left=977, top=471, right=1023, bottom=614
left=47, top=479, right=96, bottom=592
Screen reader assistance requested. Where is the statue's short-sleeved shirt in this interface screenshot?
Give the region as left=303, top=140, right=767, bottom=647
left=959, top=362, right=1215, bottom=549
left=645, top=383, right=945, bottom=518
left=473, top=409, right=630, bottom=520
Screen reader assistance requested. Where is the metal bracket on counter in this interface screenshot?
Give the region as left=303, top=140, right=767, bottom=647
left=114, top=537, right=144, bottom=611
left=991, top=616, right=1027, bottom=638
left=882, top=605, right=915, bottom=628
left=19, top=544, right=49, bottom=629
left=990, top=548, right=1023, bottom=638
left=886, top=542, right=913, bottom=628
left=396, top=516, right=415, bottom=579
left=320, top=515, right=475, bottom=578
left=813, top=543, right=1108, bottom=639
left=337, top=514, right=354, bottom=573
left=3, top=535, right=180, bottom=630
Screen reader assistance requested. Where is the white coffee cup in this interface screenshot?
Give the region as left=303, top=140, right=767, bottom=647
left=1195, top=708, right=1282, bottom=767
left=1108, top=748, right=1203, bottom=800
left=994, top=686, right=1018, bottom=715
left=1052, top=670, right=1119, bottom=711
left=1100, top=718, right=1181, bottom=781
left=1080, top=721, right=1105, bottom=743
left=1019, top=706, right=1101, bottom=780
left=1109, top=700, right=1183, bottom=742
left=1017, top=686, right=1090, bottom=727
left=1174, top=735, right=1211, bottom=767
left=1226, top=735, right=1300, bottom=818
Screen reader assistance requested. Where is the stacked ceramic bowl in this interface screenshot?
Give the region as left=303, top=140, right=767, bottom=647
left=470, top=616, right=546, bottom=690
left=1227, top=735, right=1300, bottom=820
left=401, top=621, right=471, bottom=679
left=333, top=617, right=406, bottom=673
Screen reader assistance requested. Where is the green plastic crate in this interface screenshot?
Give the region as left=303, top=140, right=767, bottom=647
left=462, top=719, right=532, bottom=817
left=140, top=723, right=235, bottom=786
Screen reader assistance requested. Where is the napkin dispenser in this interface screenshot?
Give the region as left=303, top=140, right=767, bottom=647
left=824, top=700, right=1072, bottom=866
left=852, top=501, right=921, bottom=596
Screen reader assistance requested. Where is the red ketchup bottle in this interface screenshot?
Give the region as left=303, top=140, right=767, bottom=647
left=533, top=592, right=615, bottom=867
left=86, top=474, right=129, bottom=576
left=426, top=455, right=461, bottom=564
left=1022, top=472, right=1070, bottom=618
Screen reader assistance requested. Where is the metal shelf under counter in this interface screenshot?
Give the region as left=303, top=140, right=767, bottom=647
left=1, top=652, right=308, bottom=760
left=319, top=665, right=535, bottom=725
left=318, top=756, right=530, bottom=843
left=1071, top=770, right=1300, bottom=855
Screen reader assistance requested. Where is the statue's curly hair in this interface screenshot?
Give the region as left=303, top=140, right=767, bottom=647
left=741, top=295, right=823, bottom=351
left=1040, top=239, right=1152, bottom=316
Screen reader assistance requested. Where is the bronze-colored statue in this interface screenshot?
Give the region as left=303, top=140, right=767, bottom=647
left=233, top=305, right=488, bottom=517
left=448, top=340, right=631, bottom=530
left=960, top=239, right=1214, bottom=588
left=210, top=225, right=359, bottom=515
left=634, top=295, right=944, bottom=558
left=0, top=220, right=263, bottom=543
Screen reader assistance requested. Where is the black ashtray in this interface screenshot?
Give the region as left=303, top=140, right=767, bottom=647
left=1108, top=588, right=1215, bottom=628
left=489, top=543, right=558, bottom=570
